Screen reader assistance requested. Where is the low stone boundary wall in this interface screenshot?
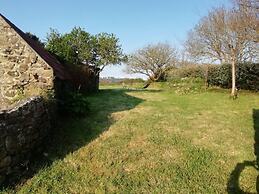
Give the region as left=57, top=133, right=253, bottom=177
left=0, top=97, right=51, bottom=185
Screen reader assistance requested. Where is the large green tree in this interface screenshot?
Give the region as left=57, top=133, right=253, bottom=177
left=46, top=27, right=126, bottom=74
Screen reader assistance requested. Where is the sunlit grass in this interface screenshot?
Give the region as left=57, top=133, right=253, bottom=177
left=1, top=84, right=259, bottom=193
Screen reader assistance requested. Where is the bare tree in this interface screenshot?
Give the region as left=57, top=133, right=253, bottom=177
left=185, top=5, right=258, bottom=97
left=233, top=0, right=259, bottom=11
left=126, top=43, right=178, bottom=88
left=235, top=0, right=259, bottom=43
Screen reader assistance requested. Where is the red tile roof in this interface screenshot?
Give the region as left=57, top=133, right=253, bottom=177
left=0, top=13, right=71, bottom=80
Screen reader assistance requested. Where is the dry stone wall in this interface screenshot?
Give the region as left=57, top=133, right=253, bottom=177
left=0, top=17, right=54, bottom=102
left=0, top=97, right=51, bottom=185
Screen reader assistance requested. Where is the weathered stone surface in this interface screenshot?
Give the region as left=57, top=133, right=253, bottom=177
left=0, top=97, right=51, bottom=184
left=5, top=136, right=19, bottom=153
left=38, top=76, right=47, bottom=83
left=0, top=157, right=11, bottom=168
left=7, top=70, right=19, bottom=77
left=0, top=149, right=7, bottom=160
left=19, top=73, right=30, bottom=83
left=19, top=63, right=29, bottom=72
left=0, top=175, right=5, bottom=185
left=0, top=16, right=54, bottom=101
left=29, top=53, right=37, bottom=63
left=4, top=90, right=16, bottom=98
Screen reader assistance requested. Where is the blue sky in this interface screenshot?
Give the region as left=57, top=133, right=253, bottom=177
left=1, top=0, right=229, bottom=78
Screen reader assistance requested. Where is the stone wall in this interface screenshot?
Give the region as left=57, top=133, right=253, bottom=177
left=0, top=17, right=54, bottom=102
left=0, top=97, right=51, bottom=185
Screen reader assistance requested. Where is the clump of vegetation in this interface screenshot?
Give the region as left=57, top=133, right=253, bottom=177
left=168, top=63, right=259, bottom=92
left=207, top=63, right=259, bottom=91
left=169, top=65, right=206, bottom=80
left=58, top=92, right=89, bottom=117
left=168, top=77, right=206, bottom=95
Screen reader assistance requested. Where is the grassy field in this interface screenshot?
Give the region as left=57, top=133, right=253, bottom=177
left=1, top=84, right=259, bottom=193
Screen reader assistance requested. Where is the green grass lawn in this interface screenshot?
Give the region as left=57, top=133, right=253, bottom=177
left=1, top=84, right=259, bottom=193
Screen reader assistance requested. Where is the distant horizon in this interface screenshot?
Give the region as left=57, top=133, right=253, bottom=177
left=100, top=75, right=147, bottom=80
left=1, top=0, right=230, bottom=78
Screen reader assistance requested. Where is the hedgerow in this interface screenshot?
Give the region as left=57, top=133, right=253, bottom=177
left=168, top=63, right=259, bottom=91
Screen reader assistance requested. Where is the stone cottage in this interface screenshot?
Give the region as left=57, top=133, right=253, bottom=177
left=0, top=14, right=71, bottom=105
left=0, top=14, right=101, bottom=185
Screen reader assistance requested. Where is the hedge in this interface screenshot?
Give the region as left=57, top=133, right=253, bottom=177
left=168, top=63, right=259, bottom=91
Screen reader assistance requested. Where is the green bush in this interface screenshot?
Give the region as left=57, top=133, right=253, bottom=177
left=59, top=92, right=89, bottom=117
left=237, top=63, right=259, bottom=91
left=207, top=63, right=259, bottom=91
left=169, top=65, right=206, bottom=80
left=207, top=64, right=231, bottom=88
left=169, top=63, right=259, bottom=91
left=168, top=77, right=206, bottom=94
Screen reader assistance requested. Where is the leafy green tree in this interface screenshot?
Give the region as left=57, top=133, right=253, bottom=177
left=93, top=33, right=127, bottom=72
left=46, top=27, right=126, bottom=74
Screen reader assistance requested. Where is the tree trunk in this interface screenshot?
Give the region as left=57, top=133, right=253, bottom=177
left=143, top=80, right=152, bottom=89
left=204, top=65, right=209, bottom=89
left=231, top=60, right=237, bottom=98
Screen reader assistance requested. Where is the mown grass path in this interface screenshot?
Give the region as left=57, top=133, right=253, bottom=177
left=2, top=86, right=259, bottom=193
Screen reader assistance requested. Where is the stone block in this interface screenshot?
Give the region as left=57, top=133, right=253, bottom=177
left=10, top=37, right=19, bottom=44
left=0, top=174, right=5, bottom=185
left=17, top=133, right=26, bottom=147
left=5, top=136, right=19, bottom=153
left=8, top=108, right=21, bottom=118
left=23, top=57, right=30, bottom=65
left=19, top=63, right=29, bottom=72
left=19, top=73, right=30, bottom=83
left=10, top=155, right=25, bottom=166
left=3, top=90, right=16, bottom=98
left=29, top=53, right=37, bottom=63
left=41, top=70, right=53, bottom=78
left=38, top=76, right=47, bottom=83
left=4, top=62, right=15, bottom=69
left=0, top=156, right=11, bottom=168
left=0, top=167, right=6, bottom=174
left=7, top=56, right=19, bottom=63
left=0, top=148, right=7, bottom=160
left=7, top=70, right=19, bottom=77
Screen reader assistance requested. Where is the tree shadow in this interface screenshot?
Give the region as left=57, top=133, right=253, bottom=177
left=1, top=88, right=144, bottom=190
left=227, top=109, right=259, bottom=194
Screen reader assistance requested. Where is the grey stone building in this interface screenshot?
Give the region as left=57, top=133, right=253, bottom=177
left=0, top=14, right=70, bottom=105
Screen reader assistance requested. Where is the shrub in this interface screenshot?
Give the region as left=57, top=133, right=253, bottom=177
left=236, top=63, right=259, bottom=91
left=207, top=64, right=231, bottom=88
left=58, top=92, right=89, bottom=117
left=207, top=63, right=259, bottom=91
left=169, top=65, right=206, bottom=80
left=168, top=77, right=206, bottom=94
left=169, top=63, right=259, bottom=91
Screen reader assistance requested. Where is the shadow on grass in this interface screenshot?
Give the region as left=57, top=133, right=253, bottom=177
left=227, top=109, right=259, bottom=194
left=1, top=89, right=144, bottom=190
